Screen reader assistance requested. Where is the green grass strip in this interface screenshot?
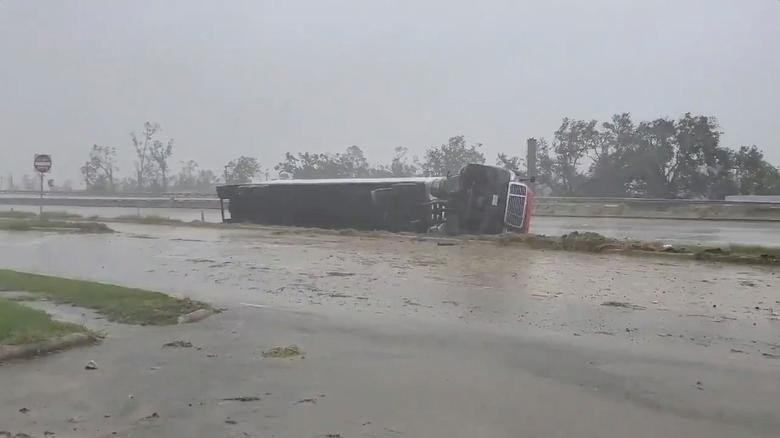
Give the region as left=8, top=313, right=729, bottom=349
left=0, top=270, right=209, bottom=325
left=0, top=297, right=87, bottom=345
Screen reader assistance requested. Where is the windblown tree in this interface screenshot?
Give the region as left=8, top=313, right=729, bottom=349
left=275, top=146, right=373, bottom=179
left=172, top=160, right=218, bottom=192
left=386, top=146, right=420, bottom=177
left=80, top=145, right=118, bottom=192
left=496, top=153, right=525, bottom=177
left=149, top=138, right=174, bottom=191
left=421, top=136, right=485, bottom=176
left=225, top=156, right=261, bottom=184
left=531, top=112, right=777, bottom=198
left=733, top=145, right=780, bottom=195
left=130, top=122, right=159, bottom=190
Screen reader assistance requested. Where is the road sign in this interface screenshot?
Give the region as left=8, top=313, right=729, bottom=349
left=34, top=154, right=52, bottom=173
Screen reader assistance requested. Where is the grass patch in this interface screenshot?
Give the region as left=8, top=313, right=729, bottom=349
left=0, top=210, right=37, bottom=219
left=0, top=219, right=113, bottom=233
left=492, top=231, right=780, bottom=266
left=0, top=270, right=210, bottom=325
left=262, top=345, right=302, bottom=358
left=0, top=297, right=88, bottom=345
left=113, top=215, right=184, bottom=225
left=40, top=211, right=83, bottom=220
left=0, top=211, right=83, bottom=220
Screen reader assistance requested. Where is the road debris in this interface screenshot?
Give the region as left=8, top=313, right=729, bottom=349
left=85, top=360, right=98, bottom=370
left=403, top=298, right=426, bottom=307
left=162, top=340, right=193, bottom=348
left=139, top=412, right=159, bottom=422
left=240, top=302, right=268, bottom=309
left=225, top=417, right=237, bottom=425
left=222, top=396, right=262, bottom=402
left=17, top=408, right=29, bottom=414
left=327, top=293, right=351, bottom=298
left=326, top=272, right=355, bottom=277
left=602, top=301, right=646, bottom=310
left=177, top=308, right=213, bottom=324
left=294, top=398, right=317, bottom=405
left=262, top=345, right=302, bottom=358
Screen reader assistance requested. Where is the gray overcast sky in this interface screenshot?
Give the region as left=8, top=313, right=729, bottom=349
left=1, top=0, right=779, bottom=186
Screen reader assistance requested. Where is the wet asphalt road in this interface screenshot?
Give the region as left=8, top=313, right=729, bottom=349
left=1, top=224, right=779, bottom=437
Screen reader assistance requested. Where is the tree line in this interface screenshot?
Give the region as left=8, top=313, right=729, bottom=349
left=531, top=113, right=780, bottom=198
left=73, top=122, right=493, bottom=193
left=4, top=114, right=775, bottom=198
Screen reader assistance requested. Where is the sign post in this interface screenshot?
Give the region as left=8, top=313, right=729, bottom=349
left=33, top=154, right=52, bottom=217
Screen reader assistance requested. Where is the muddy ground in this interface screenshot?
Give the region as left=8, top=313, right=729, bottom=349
left=1, top=224, right=779, bottom=437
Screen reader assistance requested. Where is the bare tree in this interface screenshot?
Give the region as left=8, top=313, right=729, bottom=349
left=150, top=138, right=174, bottom=191
left=130, top=122, right=160, bottom=190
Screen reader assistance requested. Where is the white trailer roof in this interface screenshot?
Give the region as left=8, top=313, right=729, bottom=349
left=234, top=177, right=442, bottom=187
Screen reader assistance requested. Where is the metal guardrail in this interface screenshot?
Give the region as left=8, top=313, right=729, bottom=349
left=0, top=190, right=216, bottom=198
left=538, top=197, right=780, bottom=207
left=0, top=197, right=220, bottom=209
left=1, top=193, right=779, bottom=220
left=2, top=191, right=779, bottom=206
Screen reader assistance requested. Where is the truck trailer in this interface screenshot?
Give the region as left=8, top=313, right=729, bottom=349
left=216, top=163, right=532, bottom=235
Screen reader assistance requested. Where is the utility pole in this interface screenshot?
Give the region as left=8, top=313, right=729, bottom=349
left=526, top=138, right=537, bottom=190
left=39, top=173, right=44, bottom=216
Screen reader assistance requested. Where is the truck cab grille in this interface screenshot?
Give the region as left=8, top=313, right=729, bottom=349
left=504, top=182, right=528, bottom=231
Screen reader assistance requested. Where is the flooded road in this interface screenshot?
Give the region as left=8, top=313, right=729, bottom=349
left=1, top=224, right=779, bottom=437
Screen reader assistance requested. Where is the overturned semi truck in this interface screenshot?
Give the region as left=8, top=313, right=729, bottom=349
left=216, top=163, right=533, bottom=235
